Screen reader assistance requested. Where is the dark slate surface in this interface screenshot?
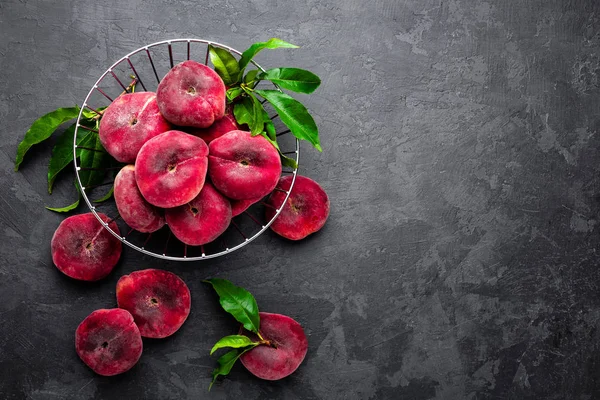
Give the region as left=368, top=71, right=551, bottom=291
left=1, top=0, right=600, bottom=399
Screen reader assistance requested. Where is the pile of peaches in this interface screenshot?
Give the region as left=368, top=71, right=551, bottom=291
left=49, top=58, right=329, bottom=383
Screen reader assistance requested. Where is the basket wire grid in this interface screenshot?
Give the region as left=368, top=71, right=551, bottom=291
left=73, top=39, right=299, bottom=261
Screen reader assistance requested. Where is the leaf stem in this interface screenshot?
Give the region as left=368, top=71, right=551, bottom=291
left=240, top=83, right=254, bottom=92
left=120, top=78, right=138, bottom=97
left=256, top=338, right=277, bottom=349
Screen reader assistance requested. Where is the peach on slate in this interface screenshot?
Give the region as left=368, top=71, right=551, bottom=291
left=51, top=213, right=122, bottom=281
left=231, top=197, right=262, bottom=217
left=135, top=130, right=209, bottom=208
left=186, top=111, right=238, bottom=144
left=266, top=175, right=330, bottom=240
left=98, top=92, right=171, bottom=163
left=165, top=182, right=231, bottom=246
left=157, top=60, right=226, bottom=128
left=208, top=130, right=282, bottom=200
left=114, top=165, right=165, bottom=233
left=116, top=269, right=191, bottom=339
left=240, top=312, right=308, bottom=381
left=75, top=308, right=143, bottom=376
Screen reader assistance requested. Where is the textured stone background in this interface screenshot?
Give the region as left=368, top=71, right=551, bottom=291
left=1, top=0, right=600, bottom=399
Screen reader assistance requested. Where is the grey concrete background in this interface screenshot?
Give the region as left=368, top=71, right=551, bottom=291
left=1, top=0, right=600, bottom=399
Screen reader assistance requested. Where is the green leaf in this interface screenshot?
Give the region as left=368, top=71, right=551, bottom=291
left=81, top=106, right=106, bottom=121
left=81, top=109, right=96, bottom=120
left=46, top=196, right=79, bottom=213
left=238, top=38, right=298, bottom=77
left=233, top=97, right=254, bottom=129
left=209, top=45, right=241, bottom=86
left=47, top=122, right=96, bottom=194
left=48, top=132, right=111, bottom=212
left=210, top=335, right=255, bottom=356
left=93, top=186, right=114, bottom=203
left=261, top=133, right=280, bottom=151
left=47, top=123, right=78, bottom=194
left=258, top=68, right=321, bottom=94
left=248, top=93, right=265, bottom=136
left=226, top=87, right=243, bottom=102
left=203, top=278, right=260, bottom=334
left=255, top=90, right=321, bottom=151
left=78, top=133, right=108, bottom=188
left=280, top=154, right=298, bottom=169
left=258, top=110, right=281, bottom=152
left=261, top=128, right=304, bottom=170
left=264, top=118, right=276, bottom=141
left=15, top=106, right=81, bottom=171
left=244, top=69, right=260, bottom=84
left=209, top=346, right=257, bottom=391
left=236, top=90, right=265, bottom=136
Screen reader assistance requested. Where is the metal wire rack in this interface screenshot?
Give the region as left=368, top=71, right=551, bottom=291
left=73, top=39, right=298, bottom=261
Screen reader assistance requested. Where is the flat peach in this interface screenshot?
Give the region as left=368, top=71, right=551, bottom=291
left=116, top=269, right=191, bottom=339
left=98, top=92, right=171, bottom=163
left=51, top=212, right=122, bottom=281
left=114, top=165, right=165, bottom=233
left=165, top=182, right=231, bottom=246
left=231, top=197, right=262, bottom=217
left=186, top=111, right=238, bottom=144
left=135, top=130, right=208, bottom=208
left=208, top=130, right=281, bottom=200
left=157, top=60, right=226, bottom=128
left=75, top=308, right=143, bottom=376
left=265, top=175, right=329, bottom=240
left=240, top=312, right=308, bottom=380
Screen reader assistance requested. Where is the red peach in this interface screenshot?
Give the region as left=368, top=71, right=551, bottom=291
left=240, top=312, right=308, bottom=380
left=186, top=111, right=238, bottom=144
left=208, top=130, right=281, bottom=200
left=265, top=175, right=330, bottom=240
left=75, top=308, right=143, bottom=376
left=156, top=60, right=226, bottom=128
left=98, top=92, right=171, bottom=163
left=51, top=212, right=122, bottom=281
left=135, top=130, right=208, bottom=208
left=231, top=197, right=262, bottom=217
left=114, top=165, right=165, bottom=233
left=116, top=269, right=191, bottom=339
left=165, top=182, right=231, bottom=246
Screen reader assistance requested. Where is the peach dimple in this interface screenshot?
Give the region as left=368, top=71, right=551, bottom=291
left=135, top=130, right=209, bottom=208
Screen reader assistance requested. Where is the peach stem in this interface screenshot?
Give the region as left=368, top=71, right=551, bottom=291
left=127, top=59, right=146, bottom=92
left=117, top=78, right=138, bottom=98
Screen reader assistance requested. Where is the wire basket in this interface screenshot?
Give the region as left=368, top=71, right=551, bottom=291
left=73, top=39, right=298, bottom=261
